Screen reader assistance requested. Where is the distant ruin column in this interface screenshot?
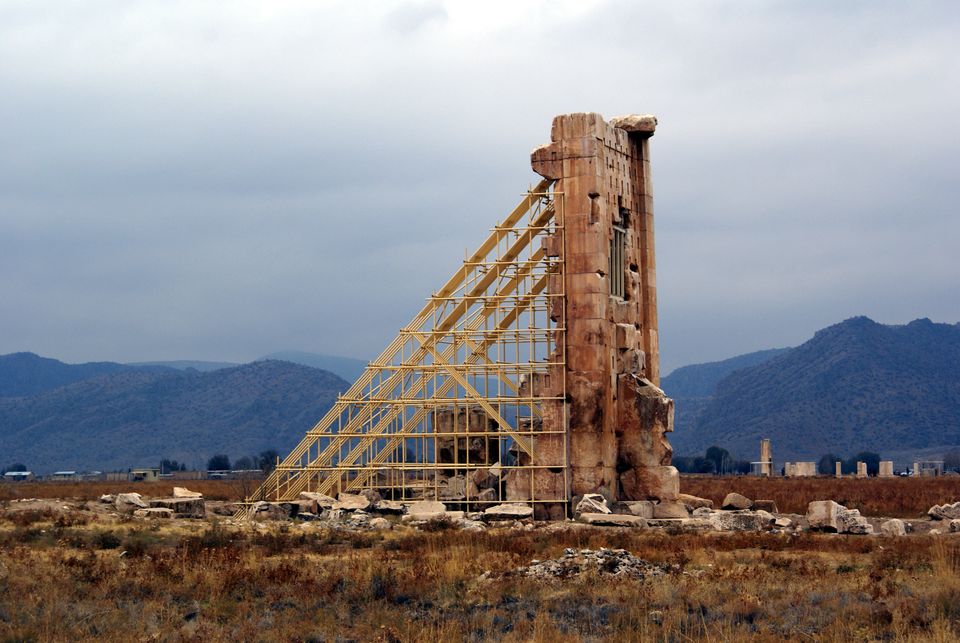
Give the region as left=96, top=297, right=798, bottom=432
left=532, top=113, right=676, bottom=503
left=878, top=461, right=894, bottom=478
left=856, top=461, right=867, bottom=478
left=835, top=461, right=842, bottom=478
left=759, top=439, right=772, bottom=476
left=912, top=462, right=920, bottom=477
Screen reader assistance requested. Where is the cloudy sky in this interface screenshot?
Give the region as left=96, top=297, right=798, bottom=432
left=1, top=0, right=957, bottom=374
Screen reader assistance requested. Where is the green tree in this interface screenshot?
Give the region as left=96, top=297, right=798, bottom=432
left=944, top=450, right=960, bottom=473
left=854, top=451, right=881, bottom=476
left=233, top=456, right=255, bottom=471
left=207, top=454, right=231, bottom=471
left=818, top=454, right=842, bottom=475
left=258, top=449, right=280, bottom=473
left=705, top=446, right=731, bottom=475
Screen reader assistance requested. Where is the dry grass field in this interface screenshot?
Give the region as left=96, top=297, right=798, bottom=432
left=682, top=475, right=960, bottom=518
left=1, top=476, right=960, bottom=640
left=1, top=510, right=959, bottom=641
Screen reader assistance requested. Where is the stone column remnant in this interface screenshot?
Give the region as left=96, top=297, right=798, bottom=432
left=856, top=461, right=868, bottom=478
left=759, top=439, right=772, bottom=476
left=835, top=461, right=843, bottom=478
left=878, top=461, right=894, bottom=478
left=531, top=112, right=677, bottom=503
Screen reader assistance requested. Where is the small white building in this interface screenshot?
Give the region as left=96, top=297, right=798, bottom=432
left=3, top=471, right=34, bottom=481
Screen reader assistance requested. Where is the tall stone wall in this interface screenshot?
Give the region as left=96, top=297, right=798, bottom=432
left=531, top=112, right=677, bottom=503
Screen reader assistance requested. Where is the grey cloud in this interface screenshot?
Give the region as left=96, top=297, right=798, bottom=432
left=0, top=0, right=957, bottom=373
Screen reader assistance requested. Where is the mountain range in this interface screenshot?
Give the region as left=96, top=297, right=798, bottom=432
left=2, top=316, right=958, bottom=473
left=0, top=355, right=348, bottom=473
left=127, top=351, right=368, bottom=384
left=664, top=317, right=960, bottom=465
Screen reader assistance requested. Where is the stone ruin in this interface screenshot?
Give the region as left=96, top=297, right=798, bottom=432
left=244, top=113, right=677, bottom=519
left=529, top=112, right=677, bottom=508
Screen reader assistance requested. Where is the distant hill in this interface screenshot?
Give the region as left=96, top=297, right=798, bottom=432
left=0, top=352, right=172, bottom=398
left=127, top=360, right=238, bottom=372
left=0, top=360, right=349, bottom=473
left=661, top=348, right=790, bottom=444
left=258, top=351, right=368, bottom=385
left=662, top=348, right=791, bottom=398
left=670, top=317, right=960, bottom=464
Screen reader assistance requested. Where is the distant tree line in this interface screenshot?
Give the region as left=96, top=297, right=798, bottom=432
left=816, top=452, right=881, bottom=475
left=674, top=446, right=751, bottom=475
left=206, top=450, right=279, bottom=473
left=944, top=449, right=960, bottom=473
left=1, top=463, right=27, bottom=475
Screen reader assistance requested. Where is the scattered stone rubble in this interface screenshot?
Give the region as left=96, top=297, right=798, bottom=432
left=928, top=502, right=960, bottom=521
left=514, top=548, right=673, bottom=580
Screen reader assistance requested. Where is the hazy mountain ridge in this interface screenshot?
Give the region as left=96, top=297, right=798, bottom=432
left=0, top=352, right=174, bottom=398
left=257, top=351, right=368, bottom=385
left=0, top=360, right=348, bottom=473
left=669, top=317, right=960, bottom=463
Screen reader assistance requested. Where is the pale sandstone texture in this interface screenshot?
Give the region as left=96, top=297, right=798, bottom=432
left=530, top=112, right=675, bottom=505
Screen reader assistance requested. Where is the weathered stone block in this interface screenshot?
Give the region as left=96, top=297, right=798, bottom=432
left=722, top=493, right=752, bottom=510
left=579, top=513, right=646, bottom=527
left=678, top=493, right=714, bottom=510
left=652, top=501, right=688, bottom=519
left=148, top=497, right=205, bottom=519
left=134, top=508, right=173, bottom=519
left=751, top=499, right=778, bottom=513
left=620, top=466, right=679, bottom=502
left=115, top=493, right=148, bottom=512
left=928, top=502, right=960, bottom=520
left=880, top=519, right=907, bottom=536
left=483, top=504, right=533, bottom=521
left=574, top=493, right=610, bottom=515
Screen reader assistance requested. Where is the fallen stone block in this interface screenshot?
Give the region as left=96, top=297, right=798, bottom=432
left=406, top=500, right=447, bottom=516
left=134, top=508, right=173, bottom=519
left=751, top=499, right=778, bottom=513
left=115, top=493, right=148, bottom=512
left=334, top=493, right=372, bottom=511
left=880, top=519, right=907, bottom=537
left=692, top=506, right=713, bottom=517
left=439, top=475, right=467, bottom=501
left=476, top=488, right=498, bottom=503
left=579, top=513, right=646, bottom=527
left=617, top=500, right=654, bottom=519
left=949, top=519, right=960, bottom=533
left=646, top=518, right=714, bottom=531
left=710, top=511, right=774, bottom=532
left=807, top=500, right=873, bottom=534
left=774, top=517, right=793, bottom=529
left=483, top=503, right=534, bottom=521
left=471, top=468, right=498, bottom=491
left=678, top=493, right=713, bottom=510
left=369, top=517, right=392, bottom=530
left=455, top=518, right=486, bottom=532
left=574, top=493, right=610, bottom=515
left=374, top=500, right=404, bottom=515
left=401, top=511, right=465, bottom=524
left=99, top=494, right=116, bottom=504
left=928, top=502, right=960, bottom=520
left=173, top=487, right=202, bottom=499
left=299, top=492, right=337, bottom=512
left=250, top=501, right=291, bottom=521
left=721, top=493, right=752, bottom=510
left=653, top=501, right=689, bottom=519
left=149, top=497, right=206, bottom=519
left=210, top=503, right=243, bottom=516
